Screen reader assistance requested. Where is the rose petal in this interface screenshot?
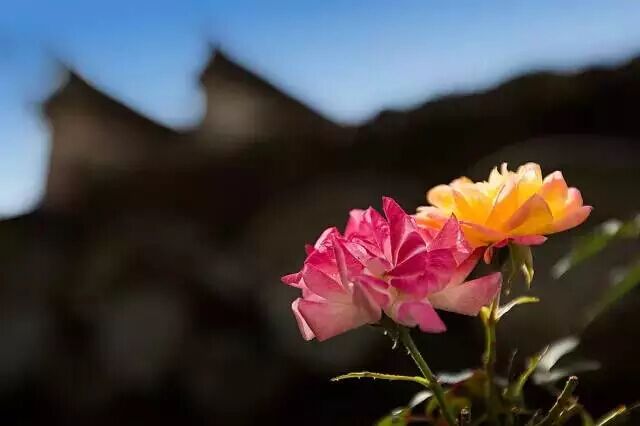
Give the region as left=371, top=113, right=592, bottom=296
left=354, top=275, right=390, bottom=308
left=395, top=301, right=447, bottom=333
left=282, top=272, right=303, bottom=287
left=504, top=194, right=553, bottom=235
left=459, top=221, right=507, bottom=247
left=427, top=215, right=472, bottom=262
left=383, top=197, right=425, bottom=264
left=292, top=298, right=315, bottom=341
left=331, top=236, right=365, bottom=287
left=302, top=263, right=347, bottom=300
left=485, top=175, right=518, bottom=229
left=539, top=171, right=569, bottom=216
left=449, top=248, right=484, bottom=286
left=516, top=162, right=543, bottom=201
left=427, top=185, right=455, bottom=210
left=551, top=205, right=593, bottom=233
left=429, top=272, right=501, bottom=316
left=297, top=298, right=376, bottom=341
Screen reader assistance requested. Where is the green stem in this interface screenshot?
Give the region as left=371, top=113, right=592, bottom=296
left=482, top=294, right=500, bottom=425
left=331, top=371, right=429, bottom=387
left=399, top=326, right=457, bottom=426
left=536, top=376, right=578, bottom=426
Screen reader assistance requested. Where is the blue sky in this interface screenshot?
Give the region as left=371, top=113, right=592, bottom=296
left=2, top=0, right=640, bottom=217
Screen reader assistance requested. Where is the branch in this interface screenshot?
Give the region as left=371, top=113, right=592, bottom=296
left=331, top=371, right=429, bottom=388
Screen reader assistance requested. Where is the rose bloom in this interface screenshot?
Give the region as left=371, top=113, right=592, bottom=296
left=282, top=197, right=500, bottom=341
left=416, top=163, right=592, bottom=256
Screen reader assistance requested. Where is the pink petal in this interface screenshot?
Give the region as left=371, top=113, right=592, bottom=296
left=313, top=227, right=340, bottom=250
left=389, top=249, right=457, bottom=296
left=344, top=209, right=366, bottom=237
left=383, top=196, right=422, bottom=265
left=483, top=244, right=497, bottom=264
left=331, top=236, right=365, bottom=286
left=394, top=301, right=447, bottom=333
left=292, top=298, right=315, bottom=341
left=511, top=235, right=547, bottom=246
left=281, top=272, right=303, bottom=287
left=296, top=298, right=376, bottom=341
left=354, top=275, right=390, bottom=308
left=346, top=206, right=390, bottom=259
left=551, top=205, right=593, bottom=233
left=427, top=215, right=472, bottom=263
left=351, top=282, right=384, bottom=320
left=364, top=207, right=390, bottom=251
left=305, top=248, right=339, bottom=279
left=429, top=272, right=501, bottom=316
left=449, top=248, right=483, bottom=287
left=387, top=254, right=427, bottom=295
left=396, top=231, right=428, bottom=265
left=302, top=263, right=347, bottom=300
left=422, top=248, right=458, bottom=291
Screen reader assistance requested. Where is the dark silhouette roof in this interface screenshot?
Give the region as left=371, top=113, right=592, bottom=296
left=43, top=68, right=180, bottom=138
left=199, top=47, right=343, bottom=127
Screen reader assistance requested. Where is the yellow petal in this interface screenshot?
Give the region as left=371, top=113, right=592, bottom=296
left=488, top=166, right=503, bottom=186
left=415, top=206, right=449, bottom=229
left=454, top=186, right=492, bottom=223
left=564, top=187, right=584, bottom=210
left=539, top=171, right=568, bottom=217
left=427, top=185, right=455, bottom=211
left=486, top=175, right=519, bottom=230
left=505, top=194, right=554, bottom=236
left=451, top=177, right=473, bottom=186
left=460, top=221, right=507, bottom=247
left=516, top=163, right=543, bottom=202
left=551, top=205, right=593, bottom=233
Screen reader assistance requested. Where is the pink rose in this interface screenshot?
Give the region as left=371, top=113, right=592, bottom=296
left=283, top=197, right=501, bottom=341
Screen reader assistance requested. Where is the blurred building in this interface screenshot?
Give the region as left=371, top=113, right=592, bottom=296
left=1, top=48, right=640, bottom=424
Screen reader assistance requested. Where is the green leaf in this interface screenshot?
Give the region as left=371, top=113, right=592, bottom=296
left=376, top=409, right=409, bottom=426
left=594, top=405, right=631, bottom=426
left=587, top=259, right=640, bottom=324
left=552, top=215, right=640, bottom=278
left=497, top=296, right=540, bottom=320
left=580, top=410, right=596, bottom=426
left=375, top=391, right=432, bottom=426
left=532, top=336, right=600, bottom=385
left=504, top=349, right=546, bottom=405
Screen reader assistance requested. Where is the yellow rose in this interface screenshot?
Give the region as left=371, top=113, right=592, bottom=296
left=416, top=163, right=592, bottom=249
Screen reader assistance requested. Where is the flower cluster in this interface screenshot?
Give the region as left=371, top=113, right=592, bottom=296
left=283, top=197, right=501, bottom=341
left=282, top=162, right=602, bottom=426
left=283, top=163, right=592, bottom=342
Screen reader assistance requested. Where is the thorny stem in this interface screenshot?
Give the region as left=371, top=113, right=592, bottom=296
left=536, top=376, right=578, bottom=426
left=399, top=326, right=458, bottom=426
left=331, top=371, right=429, bottom=387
